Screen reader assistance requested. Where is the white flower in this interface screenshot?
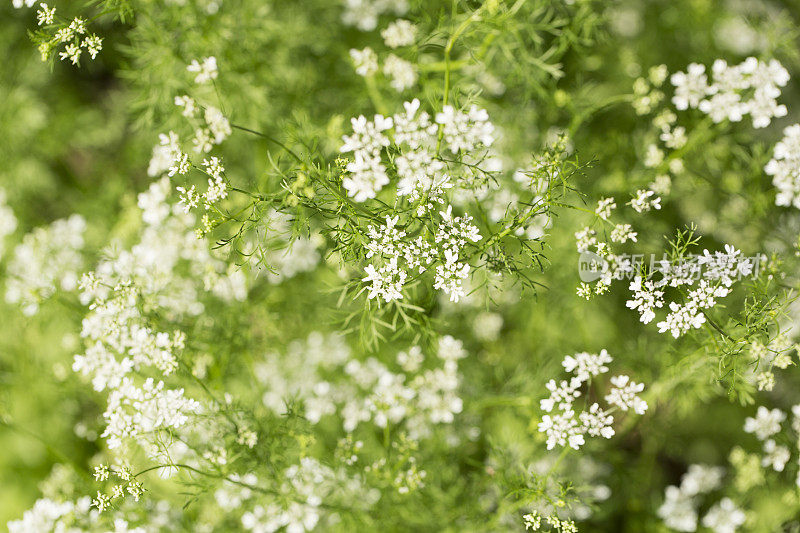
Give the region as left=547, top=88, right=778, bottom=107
left=82, top=35, right=103, bottom=60
left=628, top=189, right=661, bottom=213
left=762, top=439, right=790, bottom=472
left=579, top=403, right=615, bottom=438
left=187, top=56, right=218, bottom=84
left=343, top=152, right=390, bottom=201
left=595, top=197, right=616, bottom=220
left=574, top=226, right=597, bottom=252
left=657, top=486, right=697, bottom=532
left=539, top=377, right=583, bottom=412
left=341, top=0, right=408, bottom=31
left=743, top=406, right=785, bottom=441
left=174, top=95, right=197, bottom=117
left=381, top=19, right=417, bottom=48
left=383, top=54, right=417, bottom=92
left=36, top=3, right=55, bottom=25
left=362, top=257, right=407, bottom=302
left=679, top=464, right=725, bottom=496
left=562, top=349, right=612, bottom=382
left=766, top=124, right=800, bottom=209
left=605, top=375, right=647, bottom=414
left=626, top=276, right=664, bottom=324
left=671, top=63, right=713, bottom=110
left=701, top=498, right=746, bottom=533
left=610, top=223, right=637, bottom=243
left=350, top=47, right=378, bottom=77
left=538, top=409, right=585, bottom=450
left=434, top=104, right=495, bottom=153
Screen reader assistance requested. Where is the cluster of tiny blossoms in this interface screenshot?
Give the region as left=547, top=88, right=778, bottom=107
left=340, top=0, right=408, bottom=31
left=339, top=99, right=494, bottom=303
left=574, top=195, right=646, bottom=300
left=256, top=334, right=468, bottom=441
left=350, top=26, right=418, bottom=94
left=625, top=245, right=755, bottom=338
left=17, top=1, right=104, bottom=65
left=671, top=58, right=789, bottom=128
left=766, top=124, right=800, bottom=209
left=538, top=350, right=647, bottom=451
left=656, top=465, right=745, bottom=533
left=363, top=206, right=481, bottom=302
left=4, top=214, right=86, bottom=315
left=743, top=404, right=800, bottom=482
left=577, top=203, right=756, bottom=339
left=73, top=178, right=246, bottom=457
left=339, top=98, right=494, bottom=202
left=148, top=57, right=233, bottom=231
left=216, top=457, right=374, bottom=532
left=523, top=510, right=578, bottom=533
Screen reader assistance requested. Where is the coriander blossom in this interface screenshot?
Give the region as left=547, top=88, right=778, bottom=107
left=671, top=63, right=712, bottom=110
left=744, top=406, right=785, bottom=441
left=562, top=349, right=612, bottom=382
left=341, top=0, right=408, bottom=31
left=766, top=124, right=800, bottom=209
left=680, top=464, right=725, bottom=496
left=595, top=197, right=616, bottom=220
left=604, top=375, right=648, bottom=414
left=626, top=276, right=664, bottom=324
left=174, top=95, right=197, bottom=117
left=383, top=54, right=417, bottom=92
left=657, top=486, right=697, bottom=532
left=187, top=56, right=218, bottom=84
left=36, top=3, right=55, bottom=25
left=381, top=19, right=416, bottom=48
left=350, top=47, right=378, bottom=77
left=610, top=223, right=637, bottom=243
left=82, top=34, right=103, bottom=60
left=628, top=189, right=661, bottom=213
left=538, top=409, right=585, bottom=450
left=762, top=439, right=790, bottom=472
left=435, top=104, right=495, bottom=153
left=701, top=498, right=746, bottom=533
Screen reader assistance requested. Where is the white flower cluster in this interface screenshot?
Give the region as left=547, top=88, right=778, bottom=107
left=538, top=350, right=647, bottom=450
left=5, top=214, right=86, bottom=315
left=657, top=465, right=743, bottom=533
left=13, top=0, right=105, bottom=64
left=257, top=334, right=467, bottom=440
left=766, top=124, right=800, bottom=209
left=349, top=46, right=418, bottom=93
left=744, top=405, right=785, bottom=441
left=339, top=98, right=494, bottom=202
left=341, top=0, right=408, bottom=31
left=148, top=70, right=233, bottom=216
left=624, top=245, right=753, bottom=338
left=255, top=332, right=351, bottom=417
left=72, top=178, right=246, bottom=454
left=7, top=497, right=101, bottom=533
left=523, top=511, right=577, bottom=532
left=671, top=58, right=789, bottom=128
left=363, top=206, right=481, bottom=303
left=187, top=56, right=218, bottom=84
left=741, top=404, right=800, bottom=482
left=219, top=458, right=374, bottom=533
left=381, top=19, right=416, bottom=48
left=102, top=377, right=201, bottom=449
left=383, top=54, right=417, bottom=92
